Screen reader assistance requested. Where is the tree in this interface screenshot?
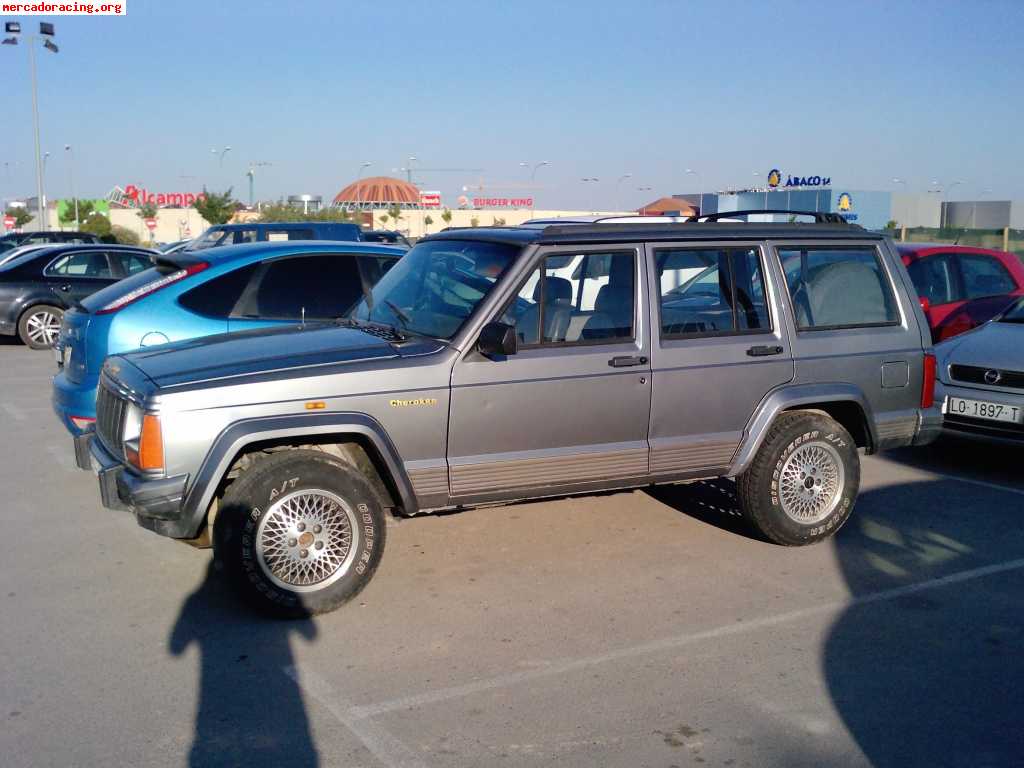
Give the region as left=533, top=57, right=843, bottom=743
left=885, top=219, right=899, bottom=230
left=470, top=217, right=480, bottom=228
left=59, top=199, right=94, bottom=228
left=440, top=208, right=453, bottom=228
left=193, top=187, right=237, bottom=225
left=387, top=204, right=403, bottom=231
left=80, top=212, right=112, bottom=237
left=378, top=214, right=390, bottom=227
left=137, top=202, right=158, bottom=220
left=4, top=207, right=33, bottom=229
left=423, top=214, right=434, bottom=233
left=111, top=225, right=141, bottom=245
left=492, top=216, right=506, bottom=226
left=256, top=202, right=360, bottom=223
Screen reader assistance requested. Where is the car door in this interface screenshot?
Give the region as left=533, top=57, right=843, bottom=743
left=44, top=250, right=117, bottom=306
left=648, top=242, right=795, bottom=479
left=227, top=253, right=367, bottom=330
left=905, top=253, right=960, bottom=340
left=447, top=244, right=652, bottom=502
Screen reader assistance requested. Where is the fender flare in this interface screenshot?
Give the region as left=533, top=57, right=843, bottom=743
left=728, top=383, right=877, bottom=477
left=178, top=412, right=418, bottom=539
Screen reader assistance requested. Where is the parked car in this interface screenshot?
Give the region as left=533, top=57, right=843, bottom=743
left=360, top=230, right=412, bottom=248
left=74, top=216, right=942, bottom=617
left=158, top=239, right=192, bottom=253
left=899, top=243, right=1024, bottom=342
left=0, top=242, right=57, bottom=268
left=52, top=241, right=403, bottom=433
left=184, top=222, right=362, bottom=251
left=934, top=297, right=1024, bottom=443
left=0, top=244, right=158, bottom=349
left=0, top=230, right=102, bottom=255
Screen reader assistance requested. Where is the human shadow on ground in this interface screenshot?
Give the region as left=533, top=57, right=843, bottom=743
left=649, top=471, right=1024, bottom=766
left=169, top=561, right=320, bottom=767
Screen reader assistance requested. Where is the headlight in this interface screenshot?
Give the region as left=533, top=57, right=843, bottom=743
left=123, top=405, right=164, bottom=472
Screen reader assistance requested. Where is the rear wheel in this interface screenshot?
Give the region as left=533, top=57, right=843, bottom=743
left=736, top=410, right=860, bottom=545
left=18, top=304, right=63, bottom=349
left=215, top=449, right=386, bottom=617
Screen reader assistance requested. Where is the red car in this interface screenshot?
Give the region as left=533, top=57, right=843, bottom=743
left=899, top=243, right=1024, bottom=342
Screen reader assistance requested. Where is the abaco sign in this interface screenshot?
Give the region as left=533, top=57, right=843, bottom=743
left=767, top=169, right=832, bottom=189
left=122, top=184, right=206, bottom=208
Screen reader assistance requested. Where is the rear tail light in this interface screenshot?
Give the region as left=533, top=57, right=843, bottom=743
left=69, top=416, right=95, bottom=431
left=921, top=353, right=937, bottom=408
left=97, top=262, right=208, bottom=314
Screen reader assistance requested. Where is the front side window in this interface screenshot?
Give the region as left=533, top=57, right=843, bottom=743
left=244, top=255, right=362, bottom=320
left=906, top=254, right=956, bottom=305
left=500, top=250, right=635, bottom=346
left=47, top=251, right=112, bottom=279
left=779, top=246, right=899, bottom=330
left=958, top=254, right=1016, bottom=299
left=657, top=247, right=770, bottom=337
left=352, top=240, right=519, bottom=339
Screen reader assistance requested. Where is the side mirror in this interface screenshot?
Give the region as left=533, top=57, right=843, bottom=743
left=477, top=321, right=517, bottom=358
left=918, top=296, right=931, bottom=313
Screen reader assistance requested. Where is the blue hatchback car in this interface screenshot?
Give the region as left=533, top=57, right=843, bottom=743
left=52, top=240, right=403, bottom=434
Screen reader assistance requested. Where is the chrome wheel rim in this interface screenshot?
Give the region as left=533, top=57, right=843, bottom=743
left=255, top=488, right=359, bottom=593
left=26, top=310, right=61, bottom=347
left=778, top=440, right=845, bottom=524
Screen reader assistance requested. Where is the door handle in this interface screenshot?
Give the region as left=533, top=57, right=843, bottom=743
left=608, top=355, right=648, bottom=368
left=746, top=345, right=784, bottom=357
left=59, top=284, right=71, bottom=292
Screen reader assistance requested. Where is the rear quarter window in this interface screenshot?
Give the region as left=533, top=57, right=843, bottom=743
left=779, top=246, right=900, bottom=330
left=178, top=263, right=259, bottom=318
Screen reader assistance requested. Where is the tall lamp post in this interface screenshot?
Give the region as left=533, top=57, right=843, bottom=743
left=354, top=161, right=372, bottom=212
left=64, top=144, right=78, bottom=227
left=3, top=21, right=59, bottom=231
left=615, top=174, right=633, bottom=212
left=685, top=168, right=704, bottom=216
left=520, top=161, right=549, bottom=216
left=971, top=188, right=992, bottom=230
left=581, top=177, right=600, bottom=214
left=245, top=161, right=271, bottom=208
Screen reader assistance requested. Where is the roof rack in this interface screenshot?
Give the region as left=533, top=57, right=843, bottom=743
left=687, top=209, right=850, bottom=224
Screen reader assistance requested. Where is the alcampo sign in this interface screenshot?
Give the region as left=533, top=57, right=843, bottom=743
left=767, top=168, right=832, bottom=189
left=121, top=184, right=206, bottom=208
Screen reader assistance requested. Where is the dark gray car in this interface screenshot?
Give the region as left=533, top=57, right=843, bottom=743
left=75, top=219, right=943, bottom=616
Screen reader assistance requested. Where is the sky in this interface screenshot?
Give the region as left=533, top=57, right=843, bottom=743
left=2, top=0, right=1023, bottom=211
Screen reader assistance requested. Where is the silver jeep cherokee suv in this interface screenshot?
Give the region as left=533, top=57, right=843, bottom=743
left=75, top=217, right=943, bottom=616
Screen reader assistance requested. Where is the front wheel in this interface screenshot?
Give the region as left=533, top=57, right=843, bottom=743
left=736, top=411, right=860, bottom=546
left=18, top=304, right=63, bottom=349
left=215, top=450, right=387, bottom=617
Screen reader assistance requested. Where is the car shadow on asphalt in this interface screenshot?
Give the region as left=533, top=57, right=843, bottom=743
left=881, top=434, right=1024, bottom=490
left=649, top=471, right=1024, bottom=765
left=169, top=560, right=321, bottom=767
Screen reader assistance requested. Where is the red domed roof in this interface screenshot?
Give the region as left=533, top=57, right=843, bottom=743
left=333, top=176, right=421, bottom=205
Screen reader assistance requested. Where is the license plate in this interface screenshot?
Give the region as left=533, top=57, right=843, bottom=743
left=947, top=396, right=1023, bottom=424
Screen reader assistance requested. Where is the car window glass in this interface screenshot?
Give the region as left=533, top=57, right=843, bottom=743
left=266, top=229, right=314, bottom=242
left=959, top=254, right=1016, bottom=299
left=248, top=255, right=362, bottom=320
left=780, top=247, right=899, bottom=330
left=906, top=255, right=956, bottom=305
left=500, top=251, right=635, bottom=345
left=232, top=229, right=258, bottom=245
left=109, top=251, right=151, bottom=276
left=178, top=263, right=259, bottom=318
left=657, top=248, right=770, bottom=337
left=47, top=251, right=112, bottom=278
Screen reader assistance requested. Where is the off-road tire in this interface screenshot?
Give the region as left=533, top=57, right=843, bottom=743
left=18, top=304, right=64, bottom=349
left=215, top=449, right=386, bottom=618
left=736, top=410, right=860, bottom=546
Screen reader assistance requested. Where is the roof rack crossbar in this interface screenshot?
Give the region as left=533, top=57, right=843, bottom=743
left=687, top=209, right=849, bottom=224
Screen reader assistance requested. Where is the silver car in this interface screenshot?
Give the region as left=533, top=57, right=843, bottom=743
left=935, top=297, right=1024, bottom=443
left=74, top=217, right=943, bottom=616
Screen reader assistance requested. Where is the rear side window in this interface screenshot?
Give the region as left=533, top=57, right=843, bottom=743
left=266, top=229, right=314, bottom=242
left=657, top=247, right=770, bottom=337
left=110, top=251, right=152, bottom=276
left=46, top=251, right=112, bottom=278
left=178, top=263, right=259, bottom=318
left=241, top=255, right=363, bottom=320
left=780, top=246, right=899, bottom=330
left=959, top=254, right=1016, bottom=299
left=906, top=255, right=956, bottom=305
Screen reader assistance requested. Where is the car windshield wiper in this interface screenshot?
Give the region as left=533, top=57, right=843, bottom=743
left=383, top=300, right=412, bottom=328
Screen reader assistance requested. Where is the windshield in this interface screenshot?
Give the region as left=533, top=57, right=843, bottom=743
left=351, top=239, right=519, bottom=339
left=186, top=228, right=236, bottom=251
left=1000, top=298, right=1024, bottom=323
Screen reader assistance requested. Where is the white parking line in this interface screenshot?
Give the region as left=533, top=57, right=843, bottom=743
left=283, top=665, right=427, bottom=768
left=288, top=556, right=1024, bottom=723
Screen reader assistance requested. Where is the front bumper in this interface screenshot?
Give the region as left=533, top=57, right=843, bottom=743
left=934, top=380, right=1024, bottom=445
left=79, top=432, right=192, bottom=536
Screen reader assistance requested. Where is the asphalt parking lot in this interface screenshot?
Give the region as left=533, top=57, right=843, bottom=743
left=1, top=338, right=1022, bottom=768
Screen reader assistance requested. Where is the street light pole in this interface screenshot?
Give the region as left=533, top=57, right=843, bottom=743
left=971, top=188, right=992, bottom=230
left=581, top=178, right=600, bottom=214
left=615, top=174, right=632, bottom=212
left=354, top=161, right=371, bottom=212
left=685, top=168, right=703, bottom=216
left=521, top=161, right=549, bottom=217
left=64, top=144, right=77, bottom=227
left=28, top=39, right=46, bottom=230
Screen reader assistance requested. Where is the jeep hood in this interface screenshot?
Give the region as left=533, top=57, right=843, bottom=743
left=117, top=323, right=443, bottom=389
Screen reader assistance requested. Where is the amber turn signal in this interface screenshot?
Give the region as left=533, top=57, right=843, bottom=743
left=138, top=414, right=164, bottom=471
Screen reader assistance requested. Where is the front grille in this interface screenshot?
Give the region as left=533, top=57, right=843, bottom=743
left=96, top=382, right=128, bottom=456
left=950, top=364, right=1024, bottom=390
